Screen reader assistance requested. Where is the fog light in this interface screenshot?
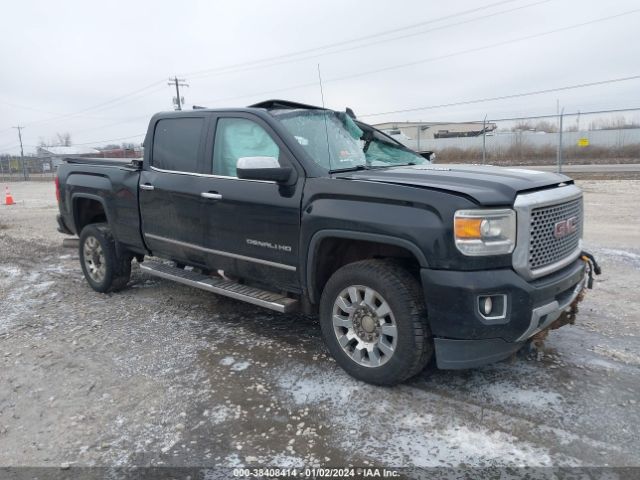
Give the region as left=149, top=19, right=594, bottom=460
left=481, top=296, right=493, bottom=316
left=477, top=294, right=507, bottom=322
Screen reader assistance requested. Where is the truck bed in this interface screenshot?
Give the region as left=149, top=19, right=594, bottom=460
left=56, top=159, right=146, bottom=255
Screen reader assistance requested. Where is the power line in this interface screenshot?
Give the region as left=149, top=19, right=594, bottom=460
left=46, top=78, right=640, bottom=152
left=0, top=1, right=527, bottom=136
left=69, top=113, right=154, bottom=136
left=0, top=0, right=539, bottom=137
left=183, top=0, right=525, bottom=80
left=0, top=98, right=142, bottom=124
left=485, top=106, right=640, bottom=123
left=72, top=133, right=147, bottom=147
left=1, top=132, right=147, bottom=152
left=391, top=106, right=640, bottom=125
left=1, top=100, right=67, bottom=116
left=198, top=8, right=640, bottom=107
left=0, top=83, right=166, bottom=147
left=188, top=1, right=551, bottom=82
left=358, top=75, right=640, bottom=118
left=20, top=80, right=166, bottom=129
left=325, top=8, right=640, bottom=85
left=195, top=0, right=545, bottom=103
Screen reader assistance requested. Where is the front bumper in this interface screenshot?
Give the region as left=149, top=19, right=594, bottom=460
left=420, top=259, right=586, bottom=369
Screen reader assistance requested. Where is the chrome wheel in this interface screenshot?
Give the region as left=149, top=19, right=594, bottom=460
left=83, top=236, right=106, bottom=283
left=332, top=285, right=398, bottom=367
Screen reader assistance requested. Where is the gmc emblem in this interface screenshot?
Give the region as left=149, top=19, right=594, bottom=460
left=554, top=216, right=578, bottom=239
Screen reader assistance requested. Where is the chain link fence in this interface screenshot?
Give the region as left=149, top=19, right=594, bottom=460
left=0, top=155, right=56, bottom=182
left=376, top=107, right=640, bottom=170
left=2, top=107, right=640, bottom=180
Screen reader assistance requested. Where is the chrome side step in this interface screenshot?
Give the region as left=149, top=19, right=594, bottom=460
left=139, top=261, right=298, bottom=313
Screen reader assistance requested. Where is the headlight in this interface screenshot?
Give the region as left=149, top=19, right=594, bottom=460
left=454, top=209, right=516, bottom=256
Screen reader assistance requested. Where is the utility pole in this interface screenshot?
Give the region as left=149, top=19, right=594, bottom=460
left=482, top=114, right=488, bottom=165
left=168, top=76, right=189, bottom=111
left=12, top=126, right=27, bottom=180
left=0, top=151, right=5, bottom=182
left=557, top=108, right=564, bottom=174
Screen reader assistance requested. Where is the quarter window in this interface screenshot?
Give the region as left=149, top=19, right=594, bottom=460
left=152, top=118, right=204, bottom=172
left=213, top=118, right=280, bottom=177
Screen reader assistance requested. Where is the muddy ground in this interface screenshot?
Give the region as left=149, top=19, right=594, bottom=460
left=0, top=180, right=638, bottom=474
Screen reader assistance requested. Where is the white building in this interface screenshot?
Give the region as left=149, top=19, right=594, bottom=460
left=37, top=146, right=101, bottom=170
left=372, top=121, right=497, bottom=152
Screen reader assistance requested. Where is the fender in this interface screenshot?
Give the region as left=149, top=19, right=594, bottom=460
left=70, top=192, right=131, bottom=257
left=71, top=193, right=112, bottom=233
left=305, top=229, right=429, bottom=304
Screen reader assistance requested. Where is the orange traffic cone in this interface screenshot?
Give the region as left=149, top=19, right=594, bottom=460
left=4, top=186, right=14, bottom=206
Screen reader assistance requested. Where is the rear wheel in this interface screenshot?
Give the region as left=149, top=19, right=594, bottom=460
left=79, top=223, right=132, bottom=293
left=319, top=259, right=433, bottom=386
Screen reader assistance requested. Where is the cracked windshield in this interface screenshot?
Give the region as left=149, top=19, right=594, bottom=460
left=276, top=109, right=426, bottom=170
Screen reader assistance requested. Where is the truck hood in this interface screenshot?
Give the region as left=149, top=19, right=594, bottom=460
left=336, top=164, right=571, bottom=206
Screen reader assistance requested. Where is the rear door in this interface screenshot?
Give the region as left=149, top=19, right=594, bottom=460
left=139, top=115, right=212, bottom=266
left=199, top=113, right=304, bottom=291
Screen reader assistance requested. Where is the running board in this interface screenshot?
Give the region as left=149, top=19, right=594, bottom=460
left=139, top=261, right=298, bottom=313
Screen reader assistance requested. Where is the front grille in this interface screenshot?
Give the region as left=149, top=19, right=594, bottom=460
left=529, top=198, right=583, bottom=271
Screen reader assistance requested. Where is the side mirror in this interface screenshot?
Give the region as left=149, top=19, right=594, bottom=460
left=236, top=156, right=293, bottom=183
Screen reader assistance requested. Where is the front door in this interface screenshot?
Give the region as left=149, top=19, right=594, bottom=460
left=199, top=114, right=303, bottom=291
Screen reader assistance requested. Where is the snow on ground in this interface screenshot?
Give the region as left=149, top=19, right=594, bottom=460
left=274, top=363, right=580, bottom=467
left=0, top=180, right=639, bottom=471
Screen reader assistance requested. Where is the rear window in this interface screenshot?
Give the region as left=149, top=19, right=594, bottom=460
left=152, top=118, right=204, bottom=172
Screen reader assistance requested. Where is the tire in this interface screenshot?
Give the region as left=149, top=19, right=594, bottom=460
left=319, top=259, right=433, bottom=386
left=79, top=223, right=132, bottom=293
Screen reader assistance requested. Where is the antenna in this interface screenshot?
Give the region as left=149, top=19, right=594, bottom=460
left=317, top=64, right=332, bottom=171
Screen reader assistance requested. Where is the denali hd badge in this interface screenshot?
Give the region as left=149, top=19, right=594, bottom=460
left=554, top=216, right=578, bottom=239
left=246, top=238, right=292, bottom=252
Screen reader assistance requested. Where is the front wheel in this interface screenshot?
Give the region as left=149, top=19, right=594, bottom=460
left=319, top=260, right=433, bottom=386
left=79, top=223, right=132, bottom=293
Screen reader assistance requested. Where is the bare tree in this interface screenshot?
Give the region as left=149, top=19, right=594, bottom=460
left=589, top=115, right=640, bottom=131
left=56, top=132, right=72, bottom=146
left=512, top=120, right=557, bottom=133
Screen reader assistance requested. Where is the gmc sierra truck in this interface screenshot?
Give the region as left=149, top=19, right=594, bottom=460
left=55, top=99, right=598, bottom=385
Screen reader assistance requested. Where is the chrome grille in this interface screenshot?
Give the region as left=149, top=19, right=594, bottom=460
left=529, top=197, right=583, bottom=271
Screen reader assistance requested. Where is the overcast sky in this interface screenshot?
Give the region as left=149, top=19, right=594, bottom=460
left=1, top=0, right=639, bottom=154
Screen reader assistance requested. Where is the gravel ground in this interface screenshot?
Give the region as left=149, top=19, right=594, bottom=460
left=0, top=180, right=639, bottom=474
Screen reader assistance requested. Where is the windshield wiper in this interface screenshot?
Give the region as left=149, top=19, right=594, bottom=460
left=329, top=164, right=369, bottom=173
left=360, top=162, right=417, bottom=170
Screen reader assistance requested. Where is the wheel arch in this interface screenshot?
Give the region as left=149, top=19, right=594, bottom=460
left=71, top=193, right=111, bottom=234
left=305, top=230, right=429, bottom=304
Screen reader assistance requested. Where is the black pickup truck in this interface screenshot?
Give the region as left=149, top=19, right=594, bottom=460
left=55, top=99, right=597, bottom=385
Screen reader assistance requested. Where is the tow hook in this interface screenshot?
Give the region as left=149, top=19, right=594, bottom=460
left=529, top=251, right=602, bottom=347
left=581, top=250, right=602, bottom=289
left=548, top=250, right=602, bottom=330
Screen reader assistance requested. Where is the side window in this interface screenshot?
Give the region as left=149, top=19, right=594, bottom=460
left=213, top=118, right=280, bottom=177
left=152, top=118, right=204, bottom=172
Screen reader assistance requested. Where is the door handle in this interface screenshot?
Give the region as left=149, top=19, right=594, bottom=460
left=140, top=184, right=155, bottom=191
left=201, top=192, right=223, bottom=200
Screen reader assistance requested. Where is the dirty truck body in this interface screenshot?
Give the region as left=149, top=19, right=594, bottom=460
left=55, top=100, right=590, bottom=385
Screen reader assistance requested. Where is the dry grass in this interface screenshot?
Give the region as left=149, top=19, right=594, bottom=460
left=435, top=144, right=640, bottom=165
